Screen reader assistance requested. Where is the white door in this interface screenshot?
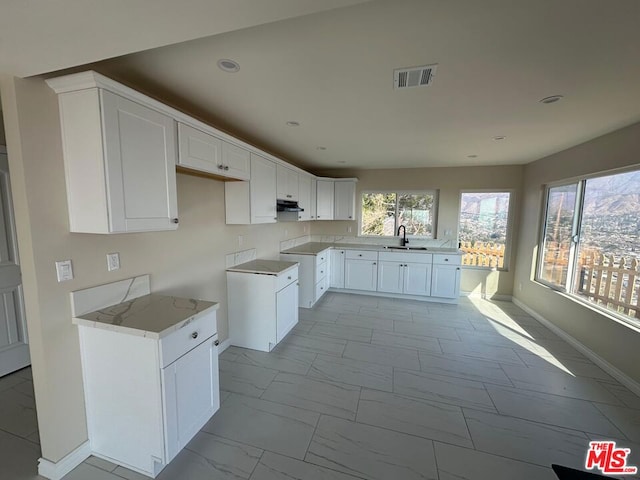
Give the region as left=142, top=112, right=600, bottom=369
left=177, top=123, right=222, bottom=175
left=276, top=282, right=298, bottom=343
left=431, top=265, right=460, bottom=298
left=330, top=250, right=345, bottom=288
left=334, top=181, right=355, bottom=220
left=250, top=154, right=277, bottom=224
left=404, top=262, right=432, bottom=296
left=0, top=151, right=29, bottom=377
left=102, top=91, right=178, bottom=232
left=316, top=180, right=334, bottom=220
left=377, top=261, right=404, bottom=294
left=345, top=259, right=377, bottom=291
left=298, top=175, right=312, bottom=221
left=221, top=141, right=250, bottom=181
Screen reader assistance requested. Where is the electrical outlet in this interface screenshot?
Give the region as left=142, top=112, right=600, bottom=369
left=106, top=253, right=120, bottom=271
left=348, top=226, right=352, bottom=233
left=55, top=260, right=74, bottom=282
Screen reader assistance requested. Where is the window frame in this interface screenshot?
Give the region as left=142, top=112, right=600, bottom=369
left=358, top=189, right=438, bottom=239
left=535, top=166, right=640, bottom=329
left=458, top=189, right=515, bottom=272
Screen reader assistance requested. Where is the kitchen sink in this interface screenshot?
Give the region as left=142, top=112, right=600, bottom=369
left=385, top=246, right=429, bottom=251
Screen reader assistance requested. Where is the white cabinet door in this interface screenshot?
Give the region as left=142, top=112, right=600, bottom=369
left=403, top=262, right=432, bottom=296
left=222, top=141, right=250, bottom=180
left=177, top=123, right=222, bottom=175
left=431, top=265, right=461, bottom=298
left=334, top=181, right=356, bottom=221
left=330, top=250, right=345, bottom=288
left=310, top=177, right=317, bottom=220
left=298, top=174, right=312, bottom=221
left=316, top=180, right=334, bottom=220
left=277, top=165, right=299, bottom=201
left=276, top=281, right=298, bottom=343
left=377, top=261, right=404, bottom=294
left=102, top=91, right=178, bottom=232
left=345, top=259, right=377, bottom=291
left=250, top=154, right=277, bottom=224
left=162, top=337, right=219, bottom=462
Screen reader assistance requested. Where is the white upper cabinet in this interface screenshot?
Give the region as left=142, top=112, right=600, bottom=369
left=251, top=155, right=278, bottom=223
left=221, top=141, right=251, bottom=180
left=310, top=177, right=317, bottom=220
left=316, top=179, right=335, bottom=220
left=298, top=174, right=312, bottom=221
left=178, top=123, right=250, bottom=180
left=51, top=86, right=178, bottom=234
left=277, top=164, right=299, bottom=201
left=334, top=180, right=356, bottom=221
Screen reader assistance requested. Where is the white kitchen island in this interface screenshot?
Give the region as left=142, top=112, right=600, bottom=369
left=71, top=275, right=220, bottom=478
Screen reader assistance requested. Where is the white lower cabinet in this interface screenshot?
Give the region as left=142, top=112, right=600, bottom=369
left=431, top=254, right=462, bottom=298
left=280, top=250, right=330, bottom=308
left=344, top=250, right=378, bottom=291
left=377, top=252, right=432, bottom=296
left=330, top=249, right=346, bottom=288
left=227, top=266, right=299, bottom=350
left=77, top=309, right=219, bottom=478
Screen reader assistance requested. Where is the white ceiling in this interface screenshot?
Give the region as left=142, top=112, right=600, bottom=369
left=9, top=0, right=640, bottom=171
left=0, top=0, right=370, bottom=77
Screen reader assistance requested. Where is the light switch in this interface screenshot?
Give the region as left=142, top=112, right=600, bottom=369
left=107, top=253, right=120, bottom=271
left=55, top=260, right=74, bottom=282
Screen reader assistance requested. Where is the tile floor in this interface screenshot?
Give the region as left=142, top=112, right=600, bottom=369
left=2, top=293, right=639, bottom=479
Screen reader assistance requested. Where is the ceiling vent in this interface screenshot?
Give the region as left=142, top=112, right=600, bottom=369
left=394, top=64, right=437, bottom=90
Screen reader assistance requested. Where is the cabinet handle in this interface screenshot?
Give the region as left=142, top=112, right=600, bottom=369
left=224, top=165, right=229, bottom=171
left=320, top=270, right=324, bottom=274
left=373, top=262, right=377, bottom=265
left=191, top=332, right=199, bottom=339
left=217, top=164, right=224, bottom=170
left=286, top=194, right=292, bottom=198
left=444, top=258, right=449, bottom=261
left=214, top=339, right=220, bottom=346
left=274, top=217, right=278, bottom=220
left=456, top=267, right=461, bottom=270
left=173, top=218, right=179, bottom=224
left=348, top=216, right=352, bottom=219
left=358, top=254, right=363, bottom=257
left=317, top=215, right=320, bottom=218
left=299, top=216, right=302, bottom=219
left=288, top=276, right=291, bottom=280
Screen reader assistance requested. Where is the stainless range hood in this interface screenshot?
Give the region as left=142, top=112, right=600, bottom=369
left=277, top=199, right=304, bottom=212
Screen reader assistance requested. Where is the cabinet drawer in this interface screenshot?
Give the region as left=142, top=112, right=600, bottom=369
left=433, top=254, right=462, bottom=266
left=345, top=250, right=378, bottom=261
left=316, top=261, right=328, bottom=282
left=315, top=278, right=328, bottom=300
left=315, top=250, right=330, bottom=266
left=276, top=267, right=299, bottom=292
left=379, top=251, right=432, bottom=263
left=160, top=310, right=217, bottom=368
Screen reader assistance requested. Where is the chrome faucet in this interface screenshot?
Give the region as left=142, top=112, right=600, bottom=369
left=397, top=225, right=408, bottom=246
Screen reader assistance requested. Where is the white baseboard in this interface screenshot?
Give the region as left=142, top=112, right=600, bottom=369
left=512, top=298, right=640, bottom=398
left=38, top=441, right=91, bottom=480
left=217, top=337, right=232, bottom=354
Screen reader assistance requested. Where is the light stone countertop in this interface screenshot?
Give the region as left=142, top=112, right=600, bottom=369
left=227, top=259, right=299, bottom=275
left=73, top=294, right=219, bottom=339
left=281, top=241, right=462, bottom=256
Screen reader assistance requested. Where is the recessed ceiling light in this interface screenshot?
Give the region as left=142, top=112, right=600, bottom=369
left=540, top=95, right=564, bottom=104
left=217, top=59, right=240, bottom=73
left=286, top=121, right=300, bottom=127
left=337, top=160, right=347, bottom=164
left=467, top=154, right=478, bottom=158
left=492, top=135, right=506, bottom=141
left=316, top=146, right=327, bottom=151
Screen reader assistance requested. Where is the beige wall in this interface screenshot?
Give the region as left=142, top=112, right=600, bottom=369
left=0, top=76, right=310, bottom=463
left=513, top=121, right=640, bottom=384
left=313, top=166, right=524, bottom=297
left=0, top=106, right=6, bottom=145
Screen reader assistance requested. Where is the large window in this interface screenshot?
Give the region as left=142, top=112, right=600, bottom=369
left=537, top=169, right=640, bottom=324
left=459, top=192, right=512, bottom=269
left=361, top=191, right=437, bottom=238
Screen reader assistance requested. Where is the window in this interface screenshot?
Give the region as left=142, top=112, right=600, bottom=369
left=361, top=191, right=437, bottom=238
left=459, top=192, right=512, bottom=269
left=537, top=169, right=640, bottom=324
